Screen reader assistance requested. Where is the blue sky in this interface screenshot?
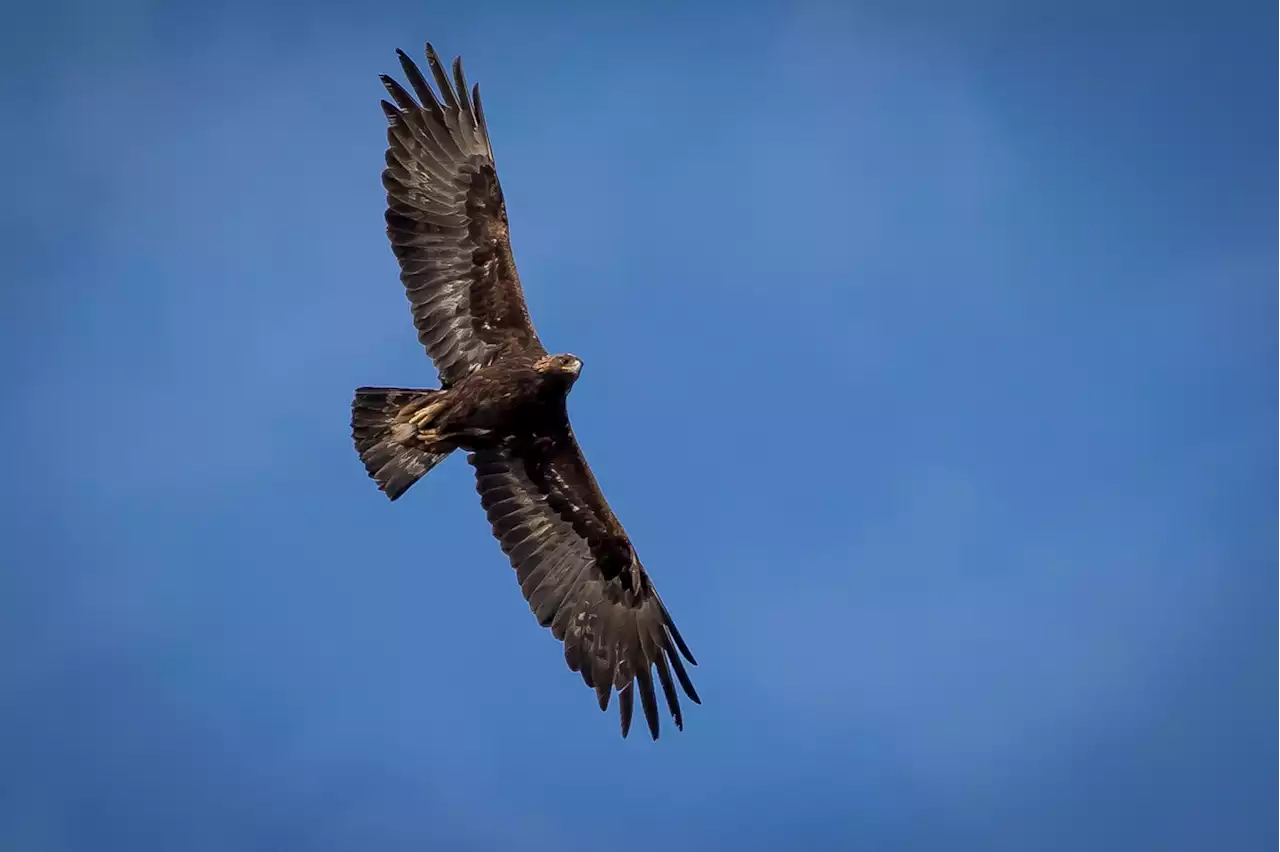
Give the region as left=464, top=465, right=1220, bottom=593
left=1, top=2, right=1274, bottom=850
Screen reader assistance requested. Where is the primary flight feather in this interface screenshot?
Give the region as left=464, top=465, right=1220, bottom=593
left=350, top=43, right=700, bottom=739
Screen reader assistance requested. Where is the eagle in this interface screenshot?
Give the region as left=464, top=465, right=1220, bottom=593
left=350, top=43, right=700, bottom=739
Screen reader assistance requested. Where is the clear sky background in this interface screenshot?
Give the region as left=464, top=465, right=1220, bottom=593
left=1, top=2, right=1274, bottom=850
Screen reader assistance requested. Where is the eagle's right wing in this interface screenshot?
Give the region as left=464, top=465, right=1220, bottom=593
left=469, top=432, right=700, bottom=740
left=380, top=45, right=545, bottom=386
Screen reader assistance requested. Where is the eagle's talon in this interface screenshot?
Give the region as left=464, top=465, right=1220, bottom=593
left=408, top=401, right=444, bottom=427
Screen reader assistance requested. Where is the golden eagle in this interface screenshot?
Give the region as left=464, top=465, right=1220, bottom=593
left=350, top=44, right=700, bottom=739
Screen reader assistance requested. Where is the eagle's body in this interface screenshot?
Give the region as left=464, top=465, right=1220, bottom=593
left=350, top=44, right=699, bottom=739
left=356, top=352, right=581, bottom=469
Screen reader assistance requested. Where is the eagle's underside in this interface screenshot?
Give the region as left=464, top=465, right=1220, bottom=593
left=348, top=42, right=700, bottom=739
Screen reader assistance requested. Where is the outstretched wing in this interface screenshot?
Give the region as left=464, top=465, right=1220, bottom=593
left=380, top=44, right=544, bottom=386
left=470, top=434, right=700, bottom=739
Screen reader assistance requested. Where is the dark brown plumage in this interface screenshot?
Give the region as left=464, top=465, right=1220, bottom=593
left=350, top=43, right=700, bottom=739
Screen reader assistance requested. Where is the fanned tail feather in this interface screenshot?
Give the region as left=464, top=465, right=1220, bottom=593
left=351, top=387, right=451, bottom=500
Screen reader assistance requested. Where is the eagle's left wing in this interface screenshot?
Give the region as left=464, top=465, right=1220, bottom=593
left=469, top=435, right=700, bottom=739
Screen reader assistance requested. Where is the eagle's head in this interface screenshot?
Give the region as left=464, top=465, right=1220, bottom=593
left=534, top=353, right=583, bottom=388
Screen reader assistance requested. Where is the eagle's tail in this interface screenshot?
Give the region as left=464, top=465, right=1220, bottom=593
left=351, top=386, right=452, bottom=501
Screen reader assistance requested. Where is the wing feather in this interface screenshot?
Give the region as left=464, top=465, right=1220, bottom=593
left=469, top=436, right=699, bottom=739
left=380, top=44, right=543, bottom=385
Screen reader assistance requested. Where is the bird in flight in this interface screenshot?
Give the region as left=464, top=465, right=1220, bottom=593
left=351, top=43, right=700, bottom=739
